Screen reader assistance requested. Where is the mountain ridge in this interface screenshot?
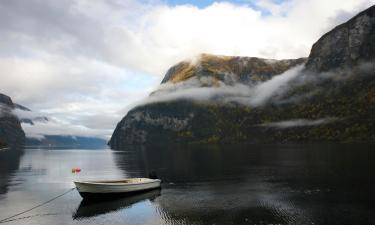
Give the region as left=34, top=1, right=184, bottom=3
left=305, top=5, right=375, bottom=72
left=109, top=5, right=375, bottom=149
left=14, top=105, right=107, bottom=148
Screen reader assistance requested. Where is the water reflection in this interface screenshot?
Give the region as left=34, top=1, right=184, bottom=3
left=113, top=144, right=252, bottom=183
left=112, top=143, right=375, bottom=225
left=0, top=145, right=374, bottom=225
left=73, top=189, right=161, bottom=220
left=0, top=148, right=24, bottom=196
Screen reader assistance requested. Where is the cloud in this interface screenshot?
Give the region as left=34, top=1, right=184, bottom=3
left=133, top=58, right=375, bottom=109
left=118, top=0, right=374, bottom=75
left=1, top=0, right=373, bottom=75
left=254, top=0, right=294, bottom=16
left=258, top=117, right=337, bottom=128
left=0, top=0, right=374, bottom=138
left=248, top=65, right=303, bottom=106
left=288, top=60, right=375, bottom=90
left=13, top=108, right=45, bottom=121
left=133, top=64, right=304, bottom=107
left=0, top=56, right=157, bottom=139
left=0, top=104, right=8, bottom=118
left=12, top=99, right=149, bottom=139
left=0, top=103, right=13, bottom=118
left=22, top=118, right=112, bottom=139
left=12, top=108, right=112, bottom=139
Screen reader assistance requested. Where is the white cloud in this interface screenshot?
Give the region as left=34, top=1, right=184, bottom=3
left=133, top=64, right=304, bottom=107
left=0, top=0, right=374, bottom=139
left=249, top=65, right=303, bottom=106
left=106, top=0, right=374, bottom=75
left=22, top=119, right=112, bottom=139
left=259, top=117, right=338, bottom=128
left=0, top=104, right=8, bottom=118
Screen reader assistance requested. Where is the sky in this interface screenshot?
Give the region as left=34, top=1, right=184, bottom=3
left=0, top=0, right=374, bottom=140
left=165, top=0, right=253, bottom=8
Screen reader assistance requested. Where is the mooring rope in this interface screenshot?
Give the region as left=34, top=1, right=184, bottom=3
left=0, top=213, right=60, bottom=223
left=0, top=187, right=76, bottom=224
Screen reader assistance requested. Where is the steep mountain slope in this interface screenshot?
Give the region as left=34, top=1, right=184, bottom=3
left=305, top=5, right=375, bottom=72
left=0, top=93, right=25, bottom=148
left=109, top=57, right=306, bottom=148
left=109, top=5, right=375, bottom=149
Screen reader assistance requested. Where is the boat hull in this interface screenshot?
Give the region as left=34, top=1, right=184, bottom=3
left=77, top=187, right=161, bottom=199
left=74, top=178, right=161, bottom=199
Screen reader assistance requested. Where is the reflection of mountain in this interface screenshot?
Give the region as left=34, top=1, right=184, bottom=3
left=73, top=189, right=161, bottom=220
left=113, top=144, right=252, bottom=183
left=0, top=148, right=24, bottom=195
left=112, top=144, right=375, bottom=225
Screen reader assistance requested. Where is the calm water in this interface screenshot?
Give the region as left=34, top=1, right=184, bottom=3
left=0, top=144, right=375, bottom=225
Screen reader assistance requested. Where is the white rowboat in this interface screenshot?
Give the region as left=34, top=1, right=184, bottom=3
left=74, top=178, right=161, bottom=198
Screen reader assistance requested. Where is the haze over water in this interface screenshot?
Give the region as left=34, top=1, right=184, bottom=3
left=0, top=144, right=375, bottom=225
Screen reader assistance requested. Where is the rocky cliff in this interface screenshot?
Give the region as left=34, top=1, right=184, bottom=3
left=306, top=5, right=375, bottom=72
left=109, top=5, right=375, bottom=149
left=0, top=93, right=25, bottom=148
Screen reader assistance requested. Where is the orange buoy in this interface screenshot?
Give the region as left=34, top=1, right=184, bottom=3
left=72, top=167, right=81, bottom=173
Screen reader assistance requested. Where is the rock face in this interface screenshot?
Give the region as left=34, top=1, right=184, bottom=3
left=109, top=5, right=375, bottom=149
left=0, top=93, right=25, bottom=148
left=162, top=54, right=306, bottom=84
left=305, top=5, right=375, bottom=72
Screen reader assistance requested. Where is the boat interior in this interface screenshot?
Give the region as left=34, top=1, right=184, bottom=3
left=83, top=178, right=154, bottom=184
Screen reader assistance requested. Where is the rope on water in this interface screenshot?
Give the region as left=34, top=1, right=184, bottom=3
left=0, top=213, right=60, bottom=223
left=0, top=187, right=76, bottom=224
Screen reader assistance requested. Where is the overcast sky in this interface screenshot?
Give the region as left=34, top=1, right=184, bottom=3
left=1, top=0, right=374, bottom=139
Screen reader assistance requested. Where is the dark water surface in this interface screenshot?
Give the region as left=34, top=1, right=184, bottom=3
left=0, top=144, right=375, bottom=225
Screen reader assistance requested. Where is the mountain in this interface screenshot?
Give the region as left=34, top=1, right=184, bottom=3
left=26, top=135, right=107, bottom=149
left=305, top=5, right=375, bottom=72
left=160, top=54, right=306, bottom=84
left=0, top=93, right=25, bottom=148
left=109, top=5, right=375, bottom=149
left=13, top=105, right=107, bottom=148
left=109, top=56, right=306, bottom=148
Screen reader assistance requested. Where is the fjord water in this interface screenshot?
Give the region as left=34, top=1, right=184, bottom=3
left=0, top=144, right=375, bottom=225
